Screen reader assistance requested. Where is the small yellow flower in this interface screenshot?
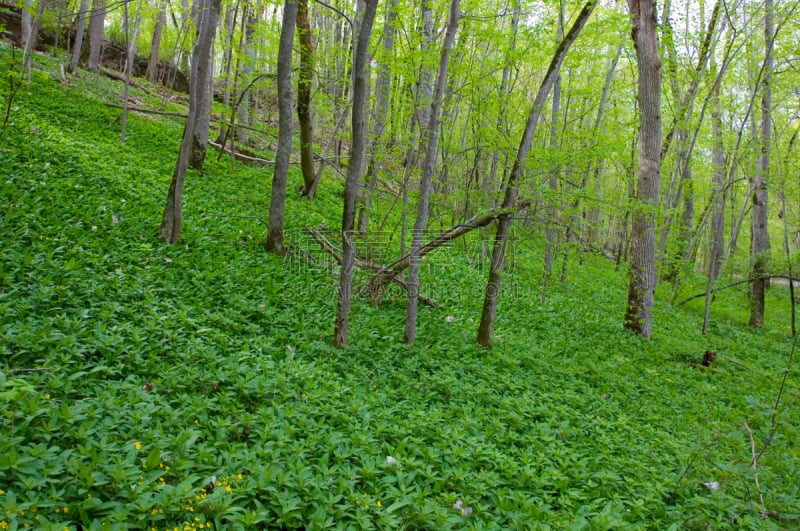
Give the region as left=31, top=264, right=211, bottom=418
left=0, top=522, right=8, bottom=529
left=225, top=486, right=232, bottom=493
left=45, top=394, right=51, bottom=400
left=236, top=473, right=243, bottom=481
left=377, top=500, right=382, bottom=507
left=63, top=506, right=69, bottom=513
left=135, top=442, right=142, bottom=451
left=0, top=489, right=4, bottom=495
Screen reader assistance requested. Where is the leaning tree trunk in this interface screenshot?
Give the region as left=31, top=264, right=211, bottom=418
left=333, top=0, right=378, bottom=348
left=158, top=0, right=221, bottom=243
left=749, top=0, right=772, bottom=328
left=404, top=0, right=460, bottom=346
left=85, top=0, right=105, bottom=72
left=265, top=0, right=298, bottom=254
left=477, top=0, right=597, bottom=347
left=623, top=0, right=661, bottom=339
left=708, top=66, right=725, bottom=280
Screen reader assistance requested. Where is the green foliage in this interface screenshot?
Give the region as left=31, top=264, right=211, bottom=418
left=1, top=45, right=798, bottom=530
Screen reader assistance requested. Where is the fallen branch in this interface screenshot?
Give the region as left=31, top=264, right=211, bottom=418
left=676, top=275, right=800, bottom=307
left=305, top=226, right=436, bottom=307
left=360, top=207, right=514, bottom=305
left=208, top=140, right=274, bottom=165
left=99, top=67, right=153, bottom=95
left=104, top=102, right=187, bottom=118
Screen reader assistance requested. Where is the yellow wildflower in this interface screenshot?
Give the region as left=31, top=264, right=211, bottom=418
left=134, top=442, right=142, bottom=451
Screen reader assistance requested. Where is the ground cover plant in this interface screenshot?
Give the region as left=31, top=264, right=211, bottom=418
left=1, top=46, right=799, bottom=530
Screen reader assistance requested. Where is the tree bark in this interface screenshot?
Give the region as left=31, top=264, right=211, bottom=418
left=333, top=0, right=378, bottom=347
left=86, top=0, right=105, bottom=72
left=297, top=0, right=316, bottom=196
left=623, top=0, right=661, bottom=339
left=708, top=65, right=725, bottom=280
left=404, top=0, right=461, bottom=346
left=158, top=0, right=221, bottom=244
left=265, top=0, right=298, bottom=254
left=147, top=0, right=166, bottom=83
left=749, top=0, right=772, bottom=328
left=357, top=0, right=398, bottom=232
left=542, top=0, right=564, bottom=301
left=188, top=0, right=217, bottom=171
left=69, top=0, right=89, bottom=74
left=477, top=0, right=597, bottom=347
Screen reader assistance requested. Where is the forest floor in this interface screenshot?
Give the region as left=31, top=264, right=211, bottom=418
left=1, top=46, right=799, bottom=530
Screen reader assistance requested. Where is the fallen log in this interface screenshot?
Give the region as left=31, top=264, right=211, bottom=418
left=360, top=206, right=514, bottom=305
left=305, top=226, right=437, bottom=307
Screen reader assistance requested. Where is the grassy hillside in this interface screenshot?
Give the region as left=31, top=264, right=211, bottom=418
left=1, top=47, right=798, bottom=530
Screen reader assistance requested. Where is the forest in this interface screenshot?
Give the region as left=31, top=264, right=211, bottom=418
left=1, top=0, right=799, bottom=528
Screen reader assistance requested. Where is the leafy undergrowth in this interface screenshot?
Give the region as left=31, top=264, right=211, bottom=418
left=1, top=48, right=798, bottom=530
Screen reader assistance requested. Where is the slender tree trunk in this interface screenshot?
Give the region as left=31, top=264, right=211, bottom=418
left=623, top=0, right=661, bottom=339
left=749, top=0, right=772, bottom=327
left=404, top=0, right=460, bottom=346
left=86, top=0, right=105, bottom=72
left=477, top=0, right=597, bottom=347
left=158, top=0, right=221, bottom=244
left=237, top=6, right=256, bottom=145
left=357, top=0, right=398, bottom=232
left=147, top=0, right=166, bottom=83
left=297, top=0, right=316, bottom=195
left=333, top=0, right=378, bottom=347
left=70, top=0, right=90, bottom=73
left=265, top=0, right=298, bottom=254
left=542, top=1, right=564, bottom=301
left=708, top=67, right=725, bottom=280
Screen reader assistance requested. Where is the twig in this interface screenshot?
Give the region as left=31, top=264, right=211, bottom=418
left=755, top=331, right=799, bottom=462
left=208, top=140, right=274, bottom=165
left=744, top=421, right=766, bottom=511
left=667, top=441, right=716, bottom=503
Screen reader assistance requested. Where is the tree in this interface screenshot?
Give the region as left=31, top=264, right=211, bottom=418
left=85, top=0, right=105, bottom=72
left=69, top=0, right=89, bottom=74
left=749, top=0, right=773, bottom=327
left=404, top=0, right=461, bottom=346
left=297, top=0, right=316, bottom=196
left=623, top=0, right=661, bottom=339
left=159, top=0, right=221, bottom=244
left=265, top=0, right=298, bottom=254
left=477, top=0, right=597, bottom=347
left=333, top=0, right=379, bottom=348
left=147, top=0, right=166, bottom=83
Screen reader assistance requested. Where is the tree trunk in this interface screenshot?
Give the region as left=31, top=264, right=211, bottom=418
left=159, top=0, right=221, bottom=244
left=477, top=0, right=597, bottom=347
left=86, top=0, right=105, bottom=72
left=357, top=0, right=398, bottom=232
left=542, top=0, right=564, bottom=301
left=749, top=0, right=772, bottom=328
left=297, top=0, right=316, bottom=195
left=708, top=66, right=725, bottom=280
left=188, top=0, right=217, bottom=171
left=70, top=0, right=89, bottom=74
left=265, top=0, right=298, bottom=254
left=623, top=0, right=661, bottom=339
left=21, top=0, right=32, bottom=52
left=333, top=0, right=378, bottom=347
left=147, top=0, right=166, bottom=83
left=404, top=0, right=460, bottom=346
